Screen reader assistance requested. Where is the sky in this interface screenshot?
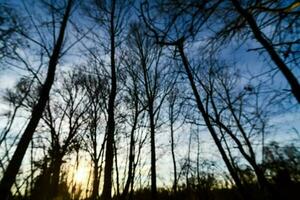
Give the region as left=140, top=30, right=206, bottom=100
left=0, top=0, right=299, bottom=195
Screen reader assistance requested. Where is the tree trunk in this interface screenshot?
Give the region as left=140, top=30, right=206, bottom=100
left=149, top=105, right=157, bottom=200
left=91, top=160, right=99, bottom=200
left=225, top=90, right=273, bottom=198
left=231, top=0, right=300, bottom=103
left=139, top=42, right=157, bottom=199
left=121, top=108, right=138, bottom=200
left=177, top=42, right=248, bottom=200
left=212, top=110, right=272, bottom=199
left=114, top=139, right=120, bottom=197
left=102, top=0, right=116, bottom=199
left=170, top=109, right=177, bottom=193
left=0, top=1, right=73, bottom=199
left=50, top=155, right=63, bottom=200
left=186, top=131, right=192, bottom=190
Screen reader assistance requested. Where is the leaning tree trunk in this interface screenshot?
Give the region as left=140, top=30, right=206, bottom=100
left=177, top=42, right=249, bottom=200
left=231, top=0, right=300, bottom=103
left=225, top=90, right=273, bottom=199
left=0, top=1, right=73, bottom=199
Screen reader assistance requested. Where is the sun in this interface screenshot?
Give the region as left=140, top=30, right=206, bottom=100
left=74, top=167, right=88, bottom=185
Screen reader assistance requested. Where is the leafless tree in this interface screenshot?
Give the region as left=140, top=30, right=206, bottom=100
left=195, top=59, right=275, bottom=199
left=141, top=1, right=249, bottom=198
left=227, top=0, right=300, bottom=103
left=120, top=52, right=146, bottom=200
left=126, top=22, right=174, bottom=199
left=0, top=1, right=74, bottom=199
left=83, top=0, right=133, bottom=198
left=73, top=61, right=109, bottom=200
left=41, top=71, right=89, bottom=199
left=166, top=86, right=183, bottom=194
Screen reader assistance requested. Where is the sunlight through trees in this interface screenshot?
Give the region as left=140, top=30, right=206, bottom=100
left=0, top=1, right=299, bottom=200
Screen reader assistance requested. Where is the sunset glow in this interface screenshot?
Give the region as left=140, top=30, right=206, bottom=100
left=74, top=166, right=88, bottom=185
left=0, top=0, right=299, bottom=199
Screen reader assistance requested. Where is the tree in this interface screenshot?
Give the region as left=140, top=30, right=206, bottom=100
left=0, top=1, right=74, bottom=199
left=120, top=52, right=145, bottom=200
left=126, top=22, right=173, bottom=199
left=78, top=63, right=109, bottom=200
left=263, top=141, right=300, bottom=199
left=0, top=2, right=21, bottom=67
left=263, top=142, right=300, bottom=183
left=141, top=1, right=249, bottom=198
left=84, top=0, right=133, bottom=198
left=229, top=0, right=300, bottom=103
left=196, top=60, right=274, bottom=198
left=42, top=71, right=89, bottom=199
left=167, top=86, right=182, bottom=194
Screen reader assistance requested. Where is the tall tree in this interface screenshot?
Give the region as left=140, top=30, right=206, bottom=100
left=167, top=87, right=182, bottom=194
left=78, top=64, right=108, bottom=200
left=42, top=71, right=89, bottom=199
left=0, top=1, right=73, bottom=199
left=229, top=0, right=300, bottom=103
left=197, top=60, right=274, bottom=199
left=127, top=23, right=172, bottom=199
left=85, top=0, right=132, bottom=199
left=141, top=1, right=249, bottom=199
left=120, top=56, right=145, bottom=200
left=176, top=40, right=249, bottom=200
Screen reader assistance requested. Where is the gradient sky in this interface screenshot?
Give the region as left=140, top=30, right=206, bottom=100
left=0, top=0, right=299, bottom=193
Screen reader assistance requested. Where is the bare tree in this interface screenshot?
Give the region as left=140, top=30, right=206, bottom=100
left=84, top=66, right=108, bottom=200
left=0, top=1, right=74, bottom=199
left=141, top=1, right=249, bottom=198
left=126, top=22, right=173, bottom=199
left=177, top=39, right=249, bottom=200
left=84, top=0, right=133, bottom=198
left=229, top=0, right=300, bottom=103
left=41, top=71, right=89, bottom=199
left=167, top=86, right=183, bottom=193
left=120, top=55, right=145, bottom=200
left=195, top=60, right=275, bottom=199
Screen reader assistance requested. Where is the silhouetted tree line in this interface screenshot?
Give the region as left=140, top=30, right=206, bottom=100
left=0, top=0, right=299, bottom=200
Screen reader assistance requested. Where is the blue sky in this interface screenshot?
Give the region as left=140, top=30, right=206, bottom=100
left=0, top=0, right=299, bottom=192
